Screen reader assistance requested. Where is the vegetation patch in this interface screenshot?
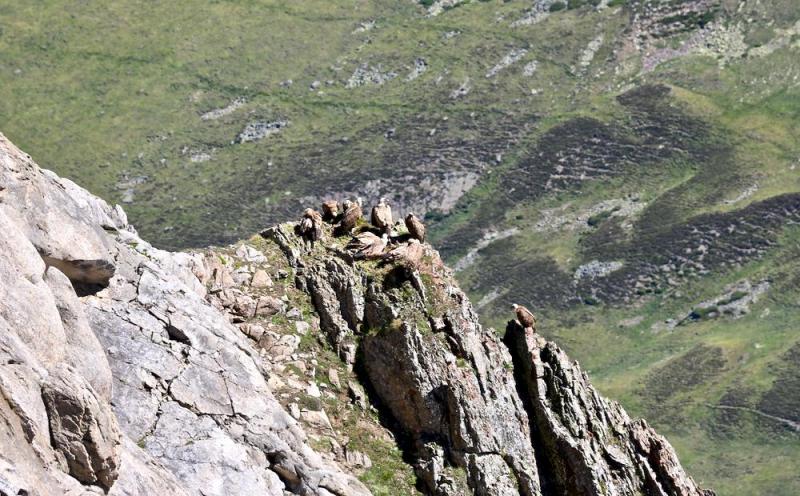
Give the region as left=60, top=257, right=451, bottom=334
left=643, top=344, right=727, bottom=419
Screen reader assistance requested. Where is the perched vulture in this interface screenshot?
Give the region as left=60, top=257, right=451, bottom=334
left=337, top=199, right=363, bottom=235
left=405, top=213, right=426, bottom=242
left=512, top=304, right=536, bottom=331
left=321, top=200, right=340, bottom=222
left=384, top=239, right=425, bottom=267
left=299, top=208, right=323, bottom=242
left=347, top=232, right=389, bottom=260
left=371, top=198, right=393, bottom=234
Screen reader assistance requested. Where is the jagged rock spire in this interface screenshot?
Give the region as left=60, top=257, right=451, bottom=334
left=269, top=219, right=714, bottom=496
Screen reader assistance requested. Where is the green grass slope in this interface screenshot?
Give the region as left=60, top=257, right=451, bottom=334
left=1, top=1, right=799, bottom=494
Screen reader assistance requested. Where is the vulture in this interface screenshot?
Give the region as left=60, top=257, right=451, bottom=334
left=512, top=304, right=536, bottom=331
left=321, top=200, right=340, bottom=222
left=347, top=232, right=389, bottom=260
left=299, top=208, right=323, bottom=242
left=384, top=239, right=425, bottom=267
left=371, top=198, right=393, bottom=234
left=405, top=213, right=426, bottom=242
left=337, top=199, right=363, bottom=235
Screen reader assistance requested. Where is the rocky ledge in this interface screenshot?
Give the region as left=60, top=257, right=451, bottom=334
left=0, top=131, right=711, bottom=495
left=265, top=221, right=715, bottom=496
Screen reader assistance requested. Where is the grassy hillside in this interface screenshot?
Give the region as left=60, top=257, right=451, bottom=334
left=1, top=0, right=799, bottom=494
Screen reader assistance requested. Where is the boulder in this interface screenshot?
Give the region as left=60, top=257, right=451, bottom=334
left=41, top=366, right=122, bottom=491
left=251, top=269, right=274, bottom=288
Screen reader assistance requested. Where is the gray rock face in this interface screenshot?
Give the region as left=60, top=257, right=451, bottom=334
left=1, top=129, right=709, bottom=496
left=0, top=133, right=368, bottom=495
left=504, top=322, right=714, bottom=496
left=270, top=224, right=538, bottom=494
left=268, top=221, right=713, bottom=496
left=42, top=366, right=122, bottom=491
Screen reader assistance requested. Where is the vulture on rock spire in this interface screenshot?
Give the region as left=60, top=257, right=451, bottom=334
left=347, top=232, right=389, bottom=260
left=512, top=303, right=536, bottom=332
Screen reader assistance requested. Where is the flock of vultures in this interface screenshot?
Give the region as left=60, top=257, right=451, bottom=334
left=295, top=198, right=538, bottom=332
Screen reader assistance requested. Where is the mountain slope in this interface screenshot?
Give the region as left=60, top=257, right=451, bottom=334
left=0, top=133, right=708, bottom=495
left=1, top=1, right=799, bottom=494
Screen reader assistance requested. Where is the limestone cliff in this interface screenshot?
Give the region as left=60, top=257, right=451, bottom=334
left=0, top=133, right=367, bottom=495
left=0, top=132, right=710, bottom=496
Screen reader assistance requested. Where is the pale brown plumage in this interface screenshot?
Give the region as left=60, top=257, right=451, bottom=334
left=405, top=213, right=426, bottom=242
left=321, top=200, right=340, bottom=222
left=371, top=198, right=393, bottom=234
left=347, top=232, right=389, bottom=260
left=384, top=238, right=424, bottom=267
left=512, top=304, right=536, bottom=331
left=336, top=199, right=362, bottom=235
left=299, top=208, right=324, bottom=242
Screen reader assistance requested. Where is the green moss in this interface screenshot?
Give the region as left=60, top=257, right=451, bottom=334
left=298, top=394, right=322, bottom=412
left=718, top=291, right=749, bottom=306
left=357, top=440, right=418, bottom=494
left=366, top=318, right=404, bottom=337
left=567, top=0, right=601, bottom=9
left=587, top=206, right=621, bottom=227
left=689, top=305, right=719, bottom=320
left=442, top=466, right=470, bottom=493
left=284, top=363, right=305, bottom=377
left=271, top=314, right=290, bottom=326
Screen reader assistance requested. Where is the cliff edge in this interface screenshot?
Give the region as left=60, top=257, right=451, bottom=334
left=0, top=132, right=711, bottom=495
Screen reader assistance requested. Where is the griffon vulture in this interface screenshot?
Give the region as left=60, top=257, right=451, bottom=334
left=321, top=200, right=340, bottom=222
left=405, top=213, right=426, bottom=242
left=371, top=198, right=393, bottom=234
left=336, top=199, right=363, bottom=235
left=511, top=304, right=536, bottom=331
left=300, top=208, right=324, bottom=242
left=384, top=238, right=424, bottom=267
left=347, top=232, right=389, bottom=260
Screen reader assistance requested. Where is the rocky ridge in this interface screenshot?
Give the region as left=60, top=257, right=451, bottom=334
left=265, top=219, right=714, bottom=495
left=1, top=131, right=710, bottom=495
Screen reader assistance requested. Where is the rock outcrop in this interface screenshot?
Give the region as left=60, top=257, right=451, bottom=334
left=268, top=221, right=713, bottom=496
left=1, top=130, right=709, bottom=495
left=504, top=322, right=714, bottom=496
left=41, top=365, right=121, bottom=491
left=0, top=133, right=367, bottom=495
